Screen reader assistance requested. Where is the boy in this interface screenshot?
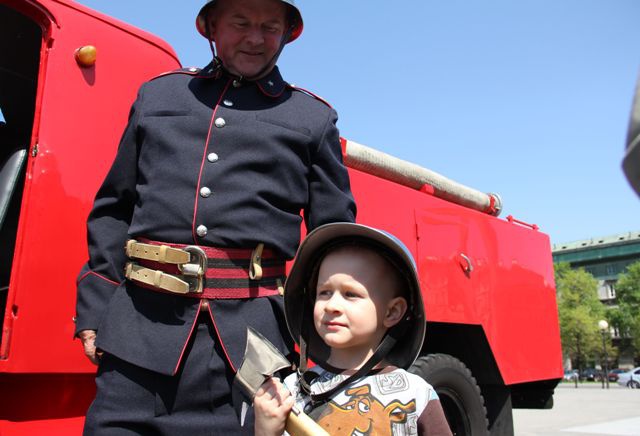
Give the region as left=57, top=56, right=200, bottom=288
left=254, top=223, right=452, bottom=435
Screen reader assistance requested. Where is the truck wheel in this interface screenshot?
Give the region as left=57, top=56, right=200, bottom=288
left=410, top=354, right=489, bottom=436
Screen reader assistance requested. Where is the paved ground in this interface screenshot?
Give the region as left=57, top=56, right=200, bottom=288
left=513, top=382, right=640, bottom=435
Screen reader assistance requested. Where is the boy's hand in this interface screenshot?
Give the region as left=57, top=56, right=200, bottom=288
left=254, top=377, right=294, bottom=436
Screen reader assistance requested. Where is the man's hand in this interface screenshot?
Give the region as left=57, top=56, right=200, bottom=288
left=78, top=329, right=103, bottom=365
left=254, top=377, right=294, bottom=436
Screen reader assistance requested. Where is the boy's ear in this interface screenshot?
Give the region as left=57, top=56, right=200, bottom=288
left=383, top=297, right=408, bottom=328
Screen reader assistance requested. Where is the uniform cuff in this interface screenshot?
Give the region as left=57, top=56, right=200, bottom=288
left=75, top=269, right=120, bottom=336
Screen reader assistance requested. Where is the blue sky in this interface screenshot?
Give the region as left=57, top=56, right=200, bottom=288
left=77, top=0, right=640, bottom=246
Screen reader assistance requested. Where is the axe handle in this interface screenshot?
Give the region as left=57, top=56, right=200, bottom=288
left=285, top=405, right=329, bottom=436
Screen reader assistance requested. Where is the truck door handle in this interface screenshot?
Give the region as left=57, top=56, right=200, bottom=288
left=459, top=253, right=473, bottom=276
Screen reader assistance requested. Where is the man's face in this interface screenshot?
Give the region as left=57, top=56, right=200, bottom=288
left=208, top=0, right=287, bottom=78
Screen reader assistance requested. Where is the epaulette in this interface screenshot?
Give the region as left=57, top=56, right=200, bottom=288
left=288, top=84, right=333, bottom=109
left=149, top=66, right=202, bottom=81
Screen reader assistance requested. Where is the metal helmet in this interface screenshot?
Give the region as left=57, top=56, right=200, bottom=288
left=284, top=223, right=426, bottom=370
left=195, top=0, right=303, bottom=43
left=624, top=71, right=640, bottom=196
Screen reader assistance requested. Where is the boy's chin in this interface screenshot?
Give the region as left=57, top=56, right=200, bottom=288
left=319, top=333, right=350, bottom=348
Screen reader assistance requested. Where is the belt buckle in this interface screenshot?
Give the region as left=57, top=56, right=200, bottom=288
left=179, top=246, right=207, bottom=293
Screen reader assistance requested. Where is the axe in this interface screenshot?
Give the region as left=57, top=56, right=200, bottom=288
left=233, top=327, right=329, bottom=436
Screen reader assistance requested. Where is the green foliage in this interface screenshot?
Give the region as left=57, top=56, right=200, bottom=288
left=554, top=262, right=571, bottom=285
left=555, top=265, right=606, bottom=369
left=611, top=261, right=640, bottom=355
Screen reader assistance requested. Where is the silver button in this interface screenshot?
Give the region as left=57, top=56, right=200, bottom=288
left=233, top=80, right=241, bottom=88
left=223, top=99, right=234, bottom=107
left=188, top=67, right=198, bottom=72
left=214, top=117, right=226, bottom=128
left=200, top=187, right=212, bottom=198
left=267, top=80, right=274, bottom=86
left=196, top=225, right=208, bottom=237
left=207, top=152, right=219, bottom=163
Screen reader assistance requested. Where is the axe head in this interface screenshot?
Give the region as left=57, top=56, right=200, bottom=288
left=232, top=327, right=292, bottom=425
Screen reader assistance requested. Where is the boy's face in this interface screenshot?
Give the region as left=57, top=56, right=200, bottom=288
left=313, top=246, right=407, bottom=366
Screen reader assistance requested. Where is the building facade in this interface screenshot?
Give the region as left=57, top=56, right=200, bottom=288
left=552, top=231, right=640, bottom=304
left=553, top=231, right=640, bottom=368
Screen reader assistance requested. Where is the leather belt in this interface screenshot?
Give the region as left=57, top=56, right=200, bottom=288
left=125, top=239, right=192, bottom=264
left=124, top=239, right=286, bottom=299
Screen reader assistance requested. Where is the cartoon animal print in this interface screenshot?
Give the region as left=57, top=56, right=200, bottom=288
left=315, top=384, right=416, bottom=435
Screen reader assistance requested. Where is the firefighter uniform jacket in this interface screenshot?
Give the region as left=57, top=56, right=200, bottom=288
left=75, top=63, right=356, bottom=375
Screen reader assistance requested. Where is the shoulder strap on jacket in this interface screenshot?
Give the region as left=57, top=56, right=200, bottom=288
left=289, top=84, right=333, bottom=108
left=149, top=67, right=202, bottom=81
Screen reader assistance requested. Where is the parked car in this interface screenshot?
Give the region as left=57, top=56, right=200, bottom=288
left=580, top=368, right=603, bottom=382
left=617, top=367, right=640, bottom=388
left=608, top=368, right=626, bottom=382
left=563, top=370, right=578, bottom=381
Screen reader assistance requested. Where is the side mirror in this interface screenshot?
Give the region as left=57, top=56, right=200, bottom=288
left=623, top=72, right=640, bottom=196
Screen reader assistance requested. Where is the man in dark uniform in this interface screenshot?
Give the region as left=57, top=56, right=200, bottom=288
left=75, top=0, right=356, bottom=433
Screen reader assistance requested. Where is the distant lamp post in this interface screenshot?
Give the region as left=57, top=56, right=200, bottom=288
left=598, top=319, right=610, bottom=389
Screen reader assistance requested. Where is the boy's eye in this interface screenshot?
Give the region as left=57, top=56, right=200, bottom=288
left=317, top=289, right=331, bottom=298
left=345, top=291, right=361, bottom=299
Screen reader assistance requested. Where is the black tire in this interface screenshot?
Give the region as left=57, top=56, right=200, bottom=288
left=410, top=354, right=489, bottom=436
left=628, top=380, right=640, bottom=389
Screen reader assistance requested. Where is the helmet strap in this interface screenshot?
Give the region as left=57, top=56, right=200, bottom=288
left=208, top=39, right=217, bottom=60
left=204, top=13, right=217, bottom=60
left=296, top=267, right=411, bottom=408
left=204, top=17, right=224, bottom=77
left=300, top=334, right=398, bottom=411
left=296, top=289, right=402, bottom=407
left=297, top=287, right=313, bottom=394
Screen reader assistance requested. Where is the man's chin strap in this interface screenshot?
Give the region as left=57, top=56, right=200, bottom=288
left=205, top=16, right=218, bottom=64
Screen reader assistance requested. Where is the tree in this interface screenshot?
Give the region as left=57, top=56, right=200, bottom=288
left=555, top=264, right=605, bottom=370
left=609, top=261, right=640, bottom=361
left=554, top=261, right=572, bottom=284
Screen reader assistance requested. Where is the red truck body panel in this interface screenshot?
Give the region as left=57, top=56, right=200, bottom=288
left=0, top=0, right=562, bottom=432
left=349, top=168, right=562, bottom=385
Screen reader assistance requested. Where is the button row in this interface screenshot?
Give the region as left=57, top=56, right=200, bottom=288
left=197, top=104, right=230, bottom=239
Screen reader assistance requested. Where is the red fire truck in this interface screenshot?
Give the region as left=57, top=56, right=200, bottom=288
left=0, top=1, right=563, bottom=434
